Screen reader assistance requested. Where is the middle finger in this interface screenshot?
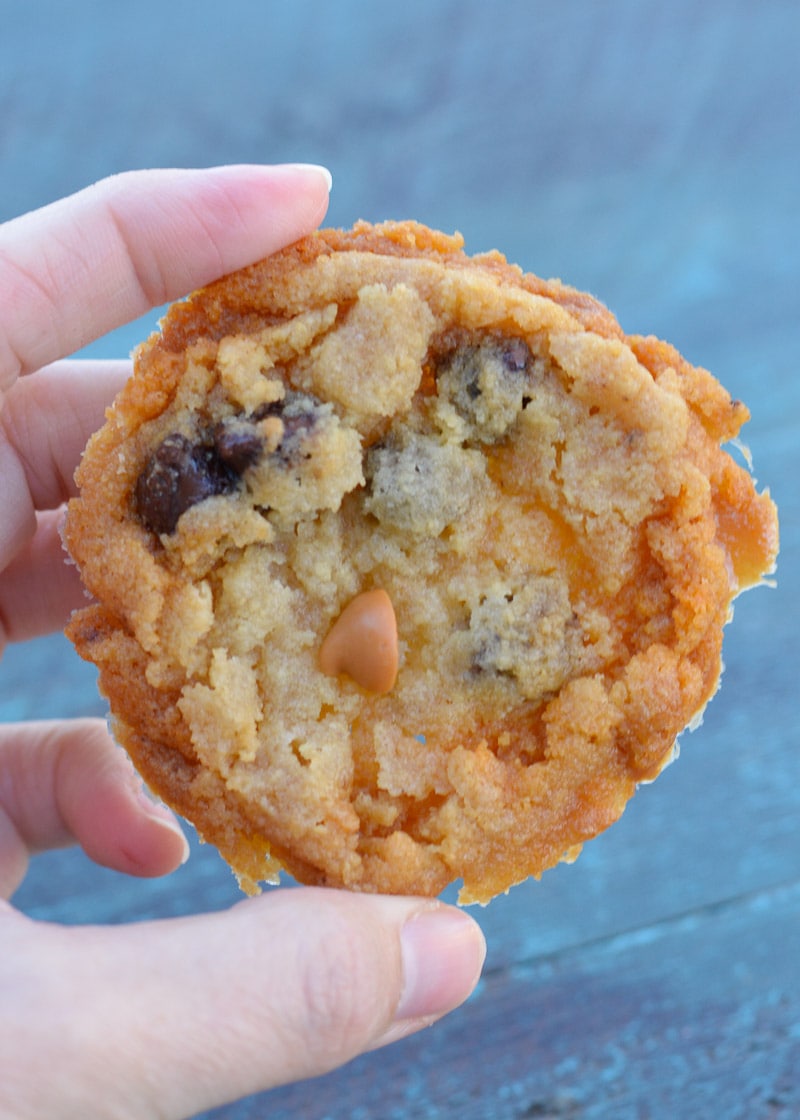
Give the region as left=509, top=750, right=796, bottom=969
left=0, top=507, right=89, bottom=648
left=1, top=359, right=131, bottom=511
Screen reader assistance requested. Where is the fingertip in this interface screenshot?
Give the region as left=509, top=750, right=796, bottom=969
left=290, top=893, right=487, bottom=1058
left=395, top=904, right=486, bottom=1021
left=198, top=161, right=332, bottom=223
left=125, top=162, right=334, bottom=299
left=58, top=721, right=189, bottom=879
left=215, top=161, right=333, bottom=242
left=119, top=792, right=191, bottom=877
left=96, top=762, right=190, bottom=878
left=277, top=162, right=333, bottom=194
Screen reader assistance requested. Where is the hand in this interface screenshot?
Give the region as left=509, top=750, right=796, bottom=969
left=0, top=167, right=486, bottom=1119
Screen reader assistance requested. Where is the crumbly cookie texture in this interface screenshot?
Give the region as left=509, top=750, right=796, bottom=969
left=64, top=221, right=778, bottom=903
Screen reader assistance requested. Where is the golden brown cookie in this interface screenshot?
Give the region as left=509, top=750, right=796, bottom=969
left=64, top=221, right=778, bottom=903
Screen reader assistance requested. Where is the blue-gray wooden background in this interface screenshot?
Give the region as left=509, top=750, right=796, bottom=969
left=2, top=2, right=798, bottom=1117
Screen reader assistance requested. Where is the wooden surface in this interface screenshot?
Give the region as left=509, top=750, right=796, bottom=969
left=2, top=2, right=798, bottom=1117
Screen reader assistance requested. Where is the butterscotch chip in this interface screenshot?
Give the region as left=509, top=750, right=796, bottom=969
left=319, top=589, right=399, bottom=694
left=64, top=221, right=778, bottom=903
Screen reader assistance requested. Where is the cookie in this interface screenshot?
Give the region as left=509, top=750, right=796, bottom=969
left=64, top=221, right=778, bottom=903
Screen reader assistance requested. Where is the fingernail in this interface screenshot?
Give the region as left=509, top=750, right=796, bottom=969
left=395, top=906, right=486, bottom=1023
left=283, top=163, right=333, bottom=193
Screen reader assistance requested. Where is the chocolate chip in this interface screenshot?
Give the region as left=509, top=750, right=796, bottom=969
left=468, top=579, right=576, bottom=700
left=436, top=334, right=532, bottom=440
left=465, top=371, right=482, bottom=400
left=364, top=433, right=481, bottom=536
left=133, top=394, right=332, bottom=535
left=134, top=433, right=237, bottom=535
left=213, top=421, right=265, bottom=473
left=501, top=337, right=531, bottom=372
left=254, top=392, right=326, bottom=462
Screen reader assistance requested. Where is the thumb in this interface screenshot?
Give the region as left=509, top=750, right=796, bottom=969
left=2, top=889, right=486, bottom=1119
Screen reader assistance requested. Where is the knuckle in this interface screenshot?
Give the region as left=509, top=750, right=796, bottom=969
left=294, top=909, right=397, bottom=1071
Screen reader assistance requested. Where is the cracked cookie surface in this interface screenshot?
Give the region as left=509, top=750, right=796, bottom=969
left=64, top=221, right=778, bottom=903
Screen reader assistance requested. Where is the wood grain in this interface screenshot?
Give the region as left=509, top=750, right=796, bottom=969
left=2, top=1, right=798, bottom=1117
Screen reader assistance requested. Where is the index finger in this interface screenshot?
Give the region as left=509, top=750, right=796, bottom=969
left=0, top=163, right=332, bottom=392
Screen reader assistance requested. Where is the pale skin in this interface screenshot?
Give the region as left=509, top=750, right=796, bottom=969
left=0, top=166, right=486, bottom=1120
